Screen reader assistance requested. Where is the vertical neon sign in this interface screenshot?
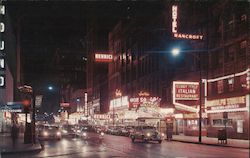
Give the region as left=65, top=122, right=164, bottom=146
left=0, top=4, right=5, bottom=88
left=172, top=5, right=178, bottom=33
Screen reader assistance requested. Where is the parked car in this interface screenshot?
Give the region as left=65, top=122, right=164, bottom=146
left=38, top=125, right=61, bottom=140
left=130, top=126, right=164, bottom=143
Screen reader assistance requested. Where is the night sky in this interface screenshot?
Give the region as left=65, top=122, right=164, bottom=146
left=4, top=1, right=163, bottom=113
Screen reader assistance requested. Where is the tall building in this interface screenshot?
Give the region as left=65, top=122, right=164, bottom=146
left=205, top=1, right=250, bottom=139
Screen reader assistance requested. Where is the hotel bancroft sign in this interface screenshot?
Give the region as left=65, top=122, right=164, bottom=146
left=172, top=5, right=203, bottom=40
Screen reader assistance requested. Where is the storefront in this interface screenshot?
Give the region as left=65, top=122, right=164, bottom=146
left=206, top=95, right=249, bottom=140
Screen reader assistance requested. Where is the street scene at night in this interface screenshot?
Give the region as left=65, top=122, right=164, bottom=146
left=0, top=0, right=249, bottom=158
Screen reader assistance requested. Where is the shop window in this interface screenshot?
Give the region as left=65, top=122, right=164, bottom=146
left=228, top=78, right=234, bottom=92
left=237, top=120, right=244, bottom=133
left=217, top=80, right=224, bottom=94
left=212, top=119, right=222, bottom=126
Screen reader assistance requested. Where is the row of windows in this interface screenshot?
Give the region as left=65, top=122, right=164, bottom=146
left=208, top=75, right=247, bottom=95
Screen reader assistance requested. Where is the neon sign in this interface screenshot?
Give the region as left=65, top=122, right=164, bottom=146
left=95, top=53, right=113, bottom=62
left=172, top=5, right=203, bottom=40
left=172, top=5, right=178, bottom=33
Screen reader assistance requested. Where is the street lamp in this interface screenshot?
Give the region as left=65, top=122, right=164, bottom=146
left=48, top=86, right=53, bottom=91
left=171, top=48, right=203, bottom=143
left=171, top=48, right=180, bottom=57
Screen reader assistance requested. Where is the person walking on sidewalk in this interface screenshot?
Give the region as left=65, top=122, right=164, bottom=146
left=11, top=123, right=19, bottom=148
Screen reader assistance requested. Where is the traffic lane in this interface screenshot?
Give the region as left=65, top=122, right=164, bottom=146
left=101, top=133, right=249, bottom=158
left=1, top=136, right=129, bottom=158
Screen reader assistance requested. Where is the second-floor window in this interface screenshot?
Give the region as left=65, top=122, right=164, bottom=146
left=217, top=80, right=224, bottom=94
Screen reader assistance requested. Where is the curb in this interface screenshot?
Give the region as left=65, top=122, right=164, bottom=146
left=0, top=144, right=42, bottom=155
left=171, top=139, right=250, bottom=149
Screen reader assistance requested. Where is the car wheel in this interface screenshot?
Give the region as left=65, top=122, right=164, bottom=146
left=158, top=140, right=162, bottom=144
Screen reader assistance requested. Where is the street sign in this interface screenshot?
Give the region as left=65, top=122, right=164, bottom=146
left=35, top=95, right=43, bottom=107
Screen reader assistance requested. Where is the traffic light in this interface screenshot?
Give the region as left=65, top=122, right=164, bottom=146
left=22, top=99, right=31, bottom=113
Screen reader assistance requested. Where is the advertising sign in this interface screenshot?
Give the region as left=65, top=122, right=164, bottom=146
left=0, top=74, right=5, bottom=88
left=206, top=96, right=246, bottom=113
left=0, top=57, right=5, bottom=70
left=60, top=102, right=70, bottom=107
left=129, top=96, right=161, bottom=109
left=35, top=95, right=43, bottom=108
left=171, top=5, right=203, bottom=40
left=173, top=81, right=199, bottom=100
left=95, top=53, right=113, bottom=62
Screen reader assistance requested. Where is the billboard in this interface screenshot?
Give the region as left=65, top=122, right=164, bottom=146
left=173, top=81, right=199, bottom=100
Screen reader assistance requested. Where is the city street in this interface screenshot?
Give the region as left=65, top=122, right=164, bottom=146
left=2, top=133, right=249, bottom=158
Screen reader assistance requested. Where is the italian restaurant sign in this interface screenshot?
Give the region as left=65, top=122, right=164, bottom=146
left=173, top=81, right=199, bottom=100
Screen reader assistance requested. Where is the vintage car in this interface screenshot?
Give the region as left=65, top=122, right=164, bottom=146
left=130, top=126, right=164, bottom=143
left=38, top=125, right=61, bottom=140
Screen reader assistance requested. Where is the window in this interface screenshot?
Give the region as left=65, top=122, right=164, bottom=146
left=237, top=120, right=244, bottom=133
left=241, top=14, right=247, bottom=22
left=239, top=40, right=246, bottom=57
left=217, top=80, right=224, bottom=94
left=228, top=78, right=234, bottom=92
left=213, top=119, right=222, bottom=126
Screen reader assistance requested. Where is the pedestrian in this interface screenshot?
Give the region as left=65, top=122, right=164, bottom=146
left=11, top=123, right=18, bottom=148
left=166, top=123, right=173, bottom=141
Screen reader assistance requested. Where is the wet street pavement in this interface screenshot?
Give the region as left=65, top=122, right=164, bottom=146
left=2, top=133, right=249, bottom=158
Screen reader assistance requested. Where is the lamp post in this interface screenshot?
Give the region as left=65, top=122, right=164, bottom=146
left=171, top=48, right=203, bottom=143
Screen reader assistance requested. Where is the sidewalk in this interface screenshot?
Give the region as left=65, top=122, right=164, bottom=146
left=172, top=135, right=249, bottom=149
left=0, top=133, right=42, bottom=155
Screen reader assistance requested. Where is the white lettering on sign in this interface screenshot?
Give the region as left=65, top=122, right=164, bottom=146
left=172, top=5, right=178, bottom=33
left=211, top=104, right=240, bottom=110
left=0, top=41, right=4, bottom=50
left=0, top=75, right=4, bottom=87
left=207, top=96, right=246, bottom=107
left=0, top=58, right=4, bottom=69
left=95, top=53, right=113, bottom=62
left=0, top=5, right=5, bottom=15
left=174, top=33, right=203, bottom=40
left=0, top=22, right=4, bottom=32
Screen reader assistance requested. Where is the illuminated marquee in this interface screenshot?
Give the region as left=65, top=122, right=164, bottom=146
left=95, top=53, right=113, bottom=62
left=172, top=5, right=203, bottom=40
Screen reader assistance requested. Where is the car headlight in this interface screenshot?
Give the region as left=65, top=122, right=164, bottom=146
left=62, top=130, right=68, bottom=134
left=161, top=133, right=165, bottom=137
left=43, top=131, right=48, bottom=136
left=101, top=132, right=104, bottom=136
left=57, top=132, right=61, bottom=136
left=83, top=132, right=87, bottom=136
left=146, top=133, right=151, bottom=137
left=77, top=130, right=81, bottom=133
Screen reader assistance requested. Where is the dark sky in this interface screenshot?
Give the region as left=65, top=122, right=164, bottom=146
left=5, top=1, right=163, bottom=85
left=4, top=1, right=163, bottom=113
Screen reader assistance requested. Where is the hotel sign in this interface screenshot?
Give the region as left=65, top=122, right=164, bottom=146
left=95, top=53, right=113, bottom=62
left=173, top=81, right=199, bottom=100
left=0, top=4, right=5, bottom=89
left=172, top=5, right=203, bottom=40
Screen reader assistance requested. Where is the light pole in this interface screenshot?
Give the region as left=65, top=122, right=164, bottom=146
left=171, top=48, right=203, bottom=143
